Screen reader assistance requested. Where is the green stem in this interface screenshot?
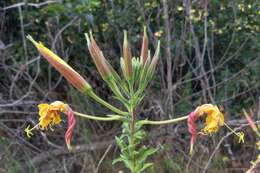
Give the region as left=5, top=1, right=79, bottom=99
left=130, top=108, right=136, bottom=172
left=74, top=111, right=122, bottom=121
left=139, top=115, right=189, bottom=125
left=128, top=82, right=137, bottom=173
left=85, top=90, right=128, bottom=116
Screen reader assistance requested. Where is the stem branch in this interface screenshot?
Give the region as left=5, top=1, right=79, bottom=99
left=74, top=111, right=122, bottom=121
left=139, top=115, right=189, bottom=125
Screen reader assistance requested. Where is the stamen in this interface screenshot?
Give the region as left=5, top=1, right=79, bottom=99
left=238, top=132, right=245, bottom=143
left=24, top=124, right=39, bottom=138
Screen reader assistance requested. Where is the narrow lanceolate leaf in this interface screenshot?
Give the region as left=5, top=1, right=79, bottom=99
left=27, top=35, right=92, bottom=93
left=141, top=26, right=148, bottom=66
left=139, top=50, right=151, bottom=84
left=120, top=57, right=127, bottom=80
left=123, top=30, right=132, bottom=80
left=138, top=163, right=154, bottom=173
left=85, top=33, right=111, bottom=80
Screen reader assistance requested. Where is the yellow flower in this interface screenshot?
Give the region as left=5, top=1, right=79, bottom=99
left=195, top=104, right=224, bottom=134
left=38, top=101, right=67, bottom=129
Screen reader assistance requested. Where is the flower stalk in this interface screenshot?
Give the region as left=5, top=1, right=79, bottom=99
left=86, top=90, right=128, bottom=116
left=139, top=115, right=189, bottom=125
left=74, top=111, right=122, bottom=121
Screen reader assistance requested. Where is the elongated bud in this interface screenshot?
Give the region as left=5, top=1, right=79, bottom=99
left=243, top=109, right=258, bottom=132
left=141, top=26, right=148, bottom=66
left=123, top=30, right=132, bottom=80
left=85, top=33, right=112, bottom=80
left=27, top=35, right=92, bottom=93
left=148, top=41, right=160, bottom=74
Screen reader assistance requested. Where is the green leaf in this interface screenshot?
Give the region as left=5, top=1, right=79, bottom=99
left=138, top=163, right=154, bottom=173
left=112, top=156, right=123, bottom=165
left=137, top=147, right=158, bottom=163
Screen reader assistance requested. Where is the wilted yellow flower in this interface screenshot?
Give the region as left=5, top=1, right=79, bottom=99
left=25, top=101, right=76, bottom=150
left=195, top=104, right=224, bottom=134
left=38, top=101, right=67, bottom=129
left=188, top=104, right=224, bottom=154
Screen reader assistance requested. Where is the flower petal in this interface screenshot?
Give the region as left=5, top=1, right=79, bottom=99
left=65, top=106, right=76, bottom=150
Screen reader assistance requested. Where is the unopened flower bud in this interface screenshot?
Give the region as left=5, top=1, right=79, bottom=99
left=27, top=35, right=92, bottom=93
left=123, top=30, right=132, bottom=80
left=85, top=33, right=112, bottom=80
left=141, top=26, right=148, bottom=66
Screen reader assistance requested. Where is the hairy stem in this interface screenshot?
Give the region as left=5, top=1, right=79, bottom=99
left=130, top=107, right=136, bottom=172
left=128, top=81, right=137, bottom=173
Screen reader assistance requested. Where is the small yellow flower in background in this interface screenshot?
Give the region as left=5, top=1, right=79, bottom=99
left=177, top=6, right=183, bottom=11
left=154, top=30, right=163, bottom=38
left=195, top=104, right=224, bottom=134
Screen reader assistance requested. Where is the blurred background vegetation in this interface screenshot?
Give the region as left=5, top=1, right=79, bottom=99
left=0, top=0, right=259, bottom=172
